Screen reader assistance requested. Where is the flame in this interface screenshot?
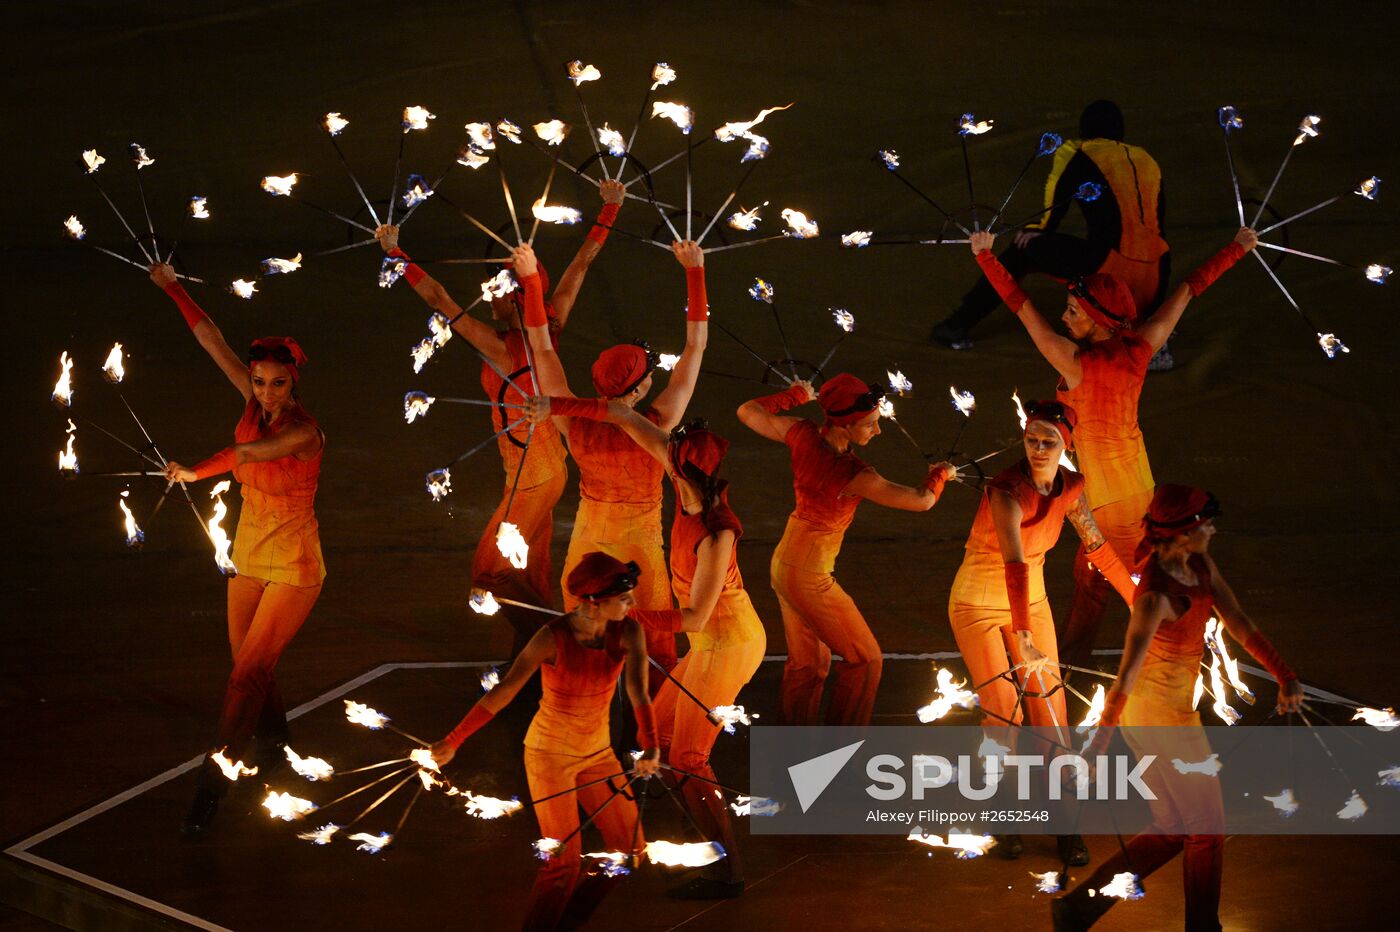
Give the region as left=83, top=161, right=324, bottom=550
left=402, top=105, right=435, bottom=132
left=349, top=831, right=393, bottom=853
left=877, top=397, right=896, bottom=419
left=188, top=196, right=210, bottom=219
left=597, top=122, right=626, bottom=157
left=1205, top=651, right=1240, bottom=725
left=1355, top=176, right=1381, bottom=200
left=230, top=279, right=258, bottom=299
left=52, top=351, right=74, bottom=406
left=1365, top=264, right=1391, bottom=284
left=379, top=256, right=407, bottom=289
left=1074, top=181, right=1103, bottom=202
left=1218, top=106, right=1244, bottom=132
left=1316, top=332, right=1350, bottom=358
left=118, top=490, right=144, bottom=548
left=840, top=231, right=872, bottom=248
left=531, top=198, right=583, bottom=225
left=469, top=589, right=501, bottom=615
left=916, top=666, right=979, bottom=722
left=464, top=792, right=523, bottom=820
left=1172, top=754, right=1223, bottom=776
left=344, top=700, right=390, bottom=729
left=81, top=149, right=105, bottom=173
left=63, top=215, right=86, bottom=240
left=534, top=837, right=563, bottom=860
left=1096, top=872, right=1144, bottom=900
left=322, top=112, right=348, bottom=135
left=727, top=202, right=768, bottom=231
left=1293, top=114, right=1321, bottom=146
left=907, top=826, right=996, bottom=859
left=428, top=312, right=453, bottom=348
left=410, top=338, right=435, bottom=373
left=284, top=746, right=334, bottom=781
left=1377, top=766, right=1400, bottom=788
left=496, top=522, right=529, bottom=569
left=207, top=480, right=237, bottom=575
left=979, top=734, right=1011, bottom=760
left=403, top=391, right=434, bottom=424
left=262, top=790, right=318, bottom=821
left=710, top=705, right=755, bottom=734
left=481, top=269, right=518, bottom=300
left=714, top=103, right=793, bottom=162
left=458, top=145, right=490, bottom=169
left=1204, top=617, right=1254, bottom=704
left=426, top=468, right=452, bottom=501
left=832, top=308, right=856, bottom=332
left=1353, top=707, right=1400, bottom=731
left=1037, top=132, right=1064, bottom=156
left=748, top=278, right=774, bottom=303
left=532, top=120, right=568, bottom=146
left=480, top=667, right=501, bottom=691
left=416, top=768, right=445, bottom=791
left=730, top=796, right=782, bottom=817
left=210, top=749, right=258, bottom=781
left=887, top=369, right=913, bottom=396
left=651, top=101, right=694, bottom=134
left=1012, top=389, right=1076, bottom=471
left=650, top=351, right=680, bottom=372
left=949, top=385, right=976, bottom=417
left=877, top=149, right=900, bottom=170
left=1031, top=871, right=1063, bottom=893
left=260, top=252, right=303, bottom=276
left=583, top=851, right=633, bottom=876
left=1077, top=684, right=1106, bottom=734
left=1264, top=787, right=1299, bottom=817
left=957, top=113, right=994, bottom=136
left=297, top=823, right=340, bottom=844
left=1337, top=790, right=1367, bottom=821
left=651, top=62, right=677, bottom=89
left=780, top=208, right=819, bottom=239
left=646, top=840, right=726, bottom=867
left=464, top=122, right=496, bottom=151
left=59, top=419, right=79, bottom=474
left=408, top=747, right=440, bottom=773
left=260, top=173, right=298, bottom=196
left=400, top=174, right=433, bottom=209
left=566, top=60, right=601, bottom=85
left=129, top=143, right=154, bottom=168
left=1192, top=671, right=1205, bottom=710
left=101, top=342, right=125, bottom=383
left=496, top=119, right=522, bottom=144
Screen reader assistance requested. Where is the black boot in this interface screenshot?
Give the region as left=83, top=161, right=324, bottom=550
left=1057, top=833, right=1090, bottom=866
left=180, top=787, right=220, bottom=840
left=995, top=833, right=1024, bottom=859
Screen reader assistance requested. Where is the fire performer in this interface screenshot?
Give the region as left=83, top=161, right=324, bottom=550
left=431, top=553, right=683, bottom=930
left=150, top=263, right=325, bottom=839
left=965, top=225, right=1257, bottom=675
left=377, top=180, right=625, bottom=654
left=1053, top=485, right=1303, bottom=930
left=948, top=400, right=1135, bottom=864
left=934, top=101, right=1174, bottom=367
left=528, top=395, right=764, bottom=899
left=522, top=238, right=707, bottom=693
left=738, top=375, right=956, bottom=725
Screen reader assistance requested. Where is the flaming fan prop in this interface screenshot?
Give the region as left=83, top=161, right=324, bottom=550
left=65, top=146, right=207, bottom=282
left=704, top=284, right=867, bottom=391
left=49, top=345, right=235, bottom=570
left=1216, top=108, right=1385, bottom=358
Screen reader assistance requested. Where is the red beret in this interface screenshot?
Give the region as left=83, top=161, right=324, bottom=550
left=1143, top=484, right=1220, bottom=542
left=1072, top=273, right=1137, bottom=332
left=1023, top=399, right=1077, bottom=450
left=818, top=373, right=881, bottom=426
left=670, top=425, right=729, bottom=479
left=566, top=551, right=641, bottom=601
left=249, top=337, right=308, bottom=380
left=592, top=344, right=653, bottom=398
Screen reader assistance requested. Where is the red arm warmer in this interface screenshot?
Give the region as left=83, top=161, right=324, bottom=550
left=923, top=468, right=948, bottom=500
left=547, top=396, right=609, bottom=420
left=635, top=609, right=685, bottom=634
left=975, top=250, right=1031, bottom=314
left=387, top=247, right=427, bottom=287
left=164, top=281, right=210, bottom=330
left=444, top=704, right=496, bottom=750
left=1243, top=630, right=1298, bottom=685
left=1003, top=561, right=1033, bottom=633
left=193, top=447, right=237, bottom=480
left=1086, top=543, right=1137, bottom=604
left=634, top=702, right=659, bottom=750
left=755, top=384, right=809, bottom=414
left=521, top=272, right=548, bottom=329
left=1086, top=690, right=1129, bottom=757
left=1185, top=242, right=1245, bottom=297
left=685, top=266, right=708, bottom=321
left=587, top=202, right=621, bottom=245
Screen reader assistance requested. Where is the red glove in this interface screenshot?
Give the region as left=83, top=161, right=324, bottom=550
left=924, top=467, right=948, bottom=500
left=547, top=396, right=609, bottom=420
left=444, top=704, right=496, bottom=750
left=520, top=272, right=548, bottom=329
left=1185, top=242, right=1246, bottom=297
left=975, top=250, right=1031, bottom=314
left=1086, top=543, right=1136, bottom=604
left=1085, top=691, right=1128, bottom=758
left=1003, top=561, right=1033, bottom=633
left=587, top=202, right=621, bottom=245
left=164, top=281, right=209, bottom=331
left=193, top=447, right=237, bottom=480
left=387, top=247, right=427, bottom=287
left=1243, top=631, right=1298, bottom=685
left=755, top=384, right=809, bottom=413
left=685, top=266, right=708, bottom=321
left=634, top=702, right=659, bottom=750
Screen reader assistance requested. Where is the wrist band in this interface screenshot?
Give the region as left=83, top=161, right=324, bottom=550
left=165, top=281, right=209, bottom=331
left=755, top=384, right=808, bottom=414
left=587, top=202, right=621, bottom=245
left=685, top=266, right=708, bottom=321
left=445, top=704, right=496, bottom=750
left=521, top=272, right=548, bottom=328
left=1185, top=242, right=1246, bottom=297
left=975, top=250, right=1031, bottom=314
left=1004, top=561, right=1033, bottom=632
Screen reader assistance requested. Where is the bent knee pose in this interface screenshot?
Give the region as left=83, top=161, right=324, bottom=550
left=1055, top=485, right=1303, bottom=932
left=152, top=264, right=326, bottom=839
left=739, top=374, right=955, bottom=726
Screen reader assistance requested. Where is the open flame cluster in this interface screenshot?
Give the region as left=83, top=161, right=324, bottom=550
left=411, top=312, right=455, bottom=373
left=832, top=308, right=856, bottom=333
left=532, top=198, right=583, bottom=225
left=877, top=397, right=896, bottom=420
left=459, top=122, right=494, bottom=168
left=887, top=369, right=913, bottom=396
left=916, top=666, right=979, bottom=722
left=349, top=831, right=393, bottom=853
left=1316, top=333, right=1350, bottom=359
left=1353, top=707, right=1400, bottom=731
left=102, top=343, right=125, bottom=383
left=59, top=419, right=79, bottom=474
left=262, top=790, right=318, bottom=821
left=425, top=467, right=452, bottom=501
left=730, top=795, right=782, bottom=817
left=1031, top=871, right=1063, bottom=893
left=748, top=278, right=774, bottom=303
left=646, top=839, right=726, bottom=867
left=482, top=268, right=518, bottom=301
left=401, top=173, right=434, bottom=209
left=1037, top=132, right=1064, bottom=157
left=1219, top=106, right=1244, bottom=132
left=1074, top=181, right=1103, bottom=202
left=480, top=667, right=501, bottom=691
left=260, top=252, right=303, bottom=276
left=1337, top=789, right=1368, bottom=821
left=714, top=103, right=793, bottom=162
left=118, top=490, right=144, bottom=548
left=188, top=196, right=210, bottom=219
left=403, top=391, right=435, bottom=424
left=1364, top=264, right=1391, bottom=285
left=727, top=202, right=767, bottom=231
left=297, top=823, right=341, bottom=845
left=958, top=113, right=994, bottom=136
left=566, top=60, right=601, bottom=85
left=597, top=122, right=626, bottom=157
left=211, top=749, right=258, bottom=782
left=52, top=351, right=74, bottom=407
left=379, top=256, right=407, bottom=289
left=949, top=385, right=975, bottom=417
left=322, top=112, right=349, bottom=136
left=533, top=119, right=568, bottom=146
left=129, top=143, right=155, bottom=169
left=207, top=480, right=237, bottom=575
left=63, top=215, right=86, bottom=240
left=657, top=352, right=680, bottom=371
left=1264, top=787, right=1299, bottom=817
left=710, top=705, right=755, bottom=734
left=344, top=699, right=391, bottom=730
left=780, top=208, right=819, bottom=239
left=1293, top=114, right=1321, bottom=146
left=651, top=62, right=677, bottom=89
left=402, top=105, right=435, bottom=132
left=469, top=589, right=501, bottom=615
left=877, top=149, right=900, bottom=171
left=651, top=101, right=694, bottom=134
left=463, top=791, right=523, bottom=820
left=496, top=522, right=529, bottom=569
left=1094, top=872, right=1144, bottom=900
left=907, top=826, right=995, bottom=858
left=840, top=230, right=872, bottom=248
left=1171, top=754, right=1223, bottom=776
left=260, top=173, right=298, bottom=197
left=1355, top=176, right=1382, bottom=200
left=82, top=149, right=106, bottom=173
left=230, top=279, right=258, bottom=299
left=284, top=746, right=334, bottom=781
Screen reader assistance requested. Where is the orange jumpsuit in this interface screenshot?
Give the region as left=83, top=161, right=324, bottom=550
left=949, top=462, right=1081, bottom=730
left=560, top=410, right=674, bottom=692
left=1057, top=333, right=1155, bottom=669
left=771, top=419, right=879, bottom=726
left=655, top=488, right=766, bottom=874
left=209, top=398, right=325, bottom=783
left=1064, top=554, right=1224, bottom=930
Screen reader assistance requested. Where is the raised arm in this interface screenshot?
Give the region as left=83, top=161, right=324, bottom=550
left=1207, top=554, right=1302, bottom=712
left=1136, top=228, right=1256, bottom=353
left=515, top=244, right=574, bottom=406
left=376, top=224, right=513, bottom=374
left=651, top=241, right=708, bottom=430
left=737, top=381, right=815, bottom=443
left=682, top=530, right=737, bottom=633
left=845, top=462, right=954, bottom=512
left=164, top=420, right=321, bottom=484
left=430, top=625, right=553, bottom=766
left=528, top=396, right=670, bottom=465
left=622, top=619, right=661, bottom=775
left=150, top=264, right=250, bottom=400
left=548, top=179, right=625, bottom=326
left=1064, top=490, right=1137, bottom=603
left=968, top=232, right=1081, bottom=383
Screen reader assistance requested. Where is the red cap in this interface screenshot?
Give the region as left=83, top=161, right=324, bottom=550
left=818, top=373, right=882, bottom=426
left=592, top=344, right=653, bottom=398
left=1023, top=399, right=1077, bottom=450
left=248, top=337, right=308, bottom=381
left=1071, top=273, right=1137, bottom=332
left=1143, top=484, right=1220, bottom=543
left=669, top=424, right=729, bottom=480
left=566, top=552, right=641, bottom=601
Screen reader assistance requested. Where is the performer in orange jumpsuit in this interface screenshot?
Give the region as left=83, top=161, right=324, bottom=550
left=1054, top=486, right=1303, bottom=931
left=151, top=263, right=326, bottom=839
left=948, top=400, right=1135, bottom=864
left=522, top=238, right=707, bottom=693
left=532, top=392, right=765, bottom=899
left=432, top=553, right=696, bottom=931
left=376, top=180, right=624, bottom=655
left=738, top=375, right=956, bottom=726
left=966, top=225, right=1258, bottom=675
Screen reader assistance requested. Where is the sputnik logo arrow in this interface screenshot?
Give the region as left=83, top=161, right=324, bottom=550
left=788, top=739, right=865, bottom=813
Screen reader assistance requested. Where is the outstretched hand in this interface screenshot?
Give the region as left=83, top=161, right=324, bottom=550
left=1016, top=629, right=1051, bottom=674
left=788, top=379, right=817, bottom=403
left=600, top=179, right=625, bottom=206
left=970, top=230, right=996, bottom=255
left=375, top=224, right=400, bottom=253
left=511, top=243, right=538, bottom=278
left=524, top=396, right=552, bottom=424
left=430, top=740, right=457, bottom=768
left=149, top=263, right=177, bottom=288
left=1277, top=680, right=1304, bottom=715
left=1234, top=227, right=1258, bottom=251
left=672, top=240, right=703, bottom=268
left=164, top=461, right=197, bottom=484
